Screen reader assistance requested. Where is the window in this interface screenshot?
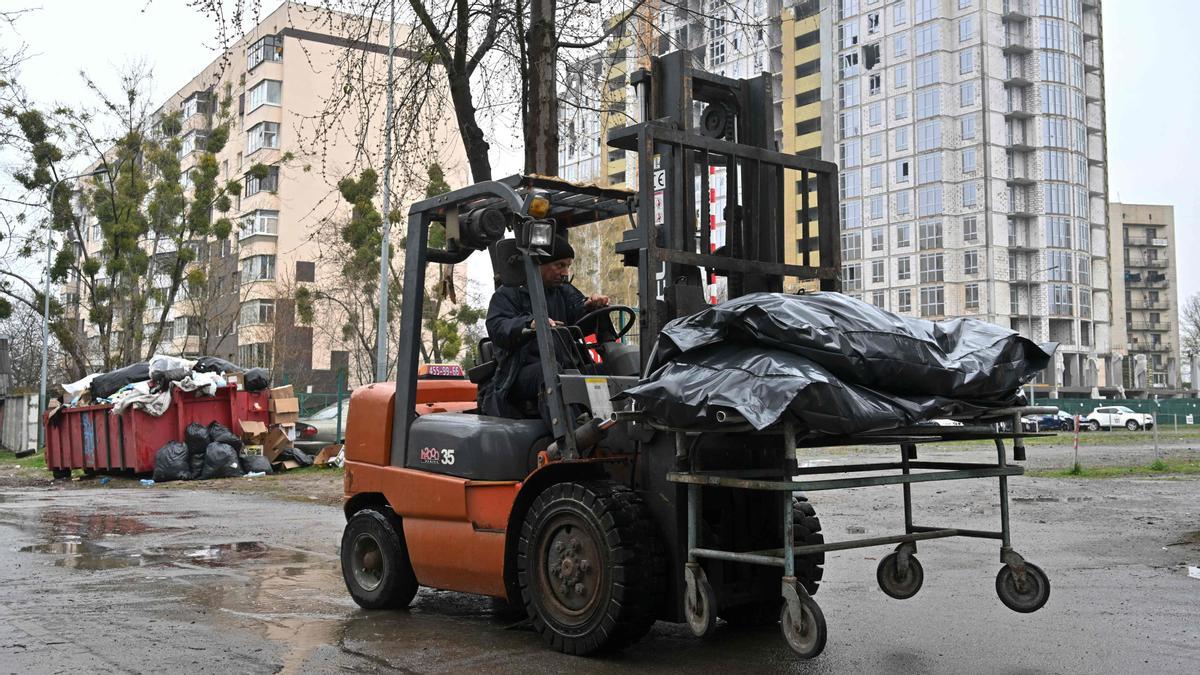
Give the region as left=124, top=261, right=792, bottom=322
left=915, top=24, right=939, bottom=55
left=1079, top=288, right=1091, bottom=318
left=839, top=81, right=861, bottom=107
left=1041, top=84, right=1069, bottom=115
left=248, top=79, right=282, bottom=110
left=870, top=194, right=884, bottom=218
left=244, top=165, right=279, bottom=196
left=240, top=254, right=276, bottom=282
left=1077, top=254, right=1091, bottom=285
left=872, top=259, right=886, bottom=283
left=917, top=185, right=942, bottom=216
left=869, top=73, right=881, bottom=96
left=869, top=133, right=883, bottom=157
left=174, top=315, right=201, bottom=337
left=915, top=55, right=938, bottom=87
left=894, top=64, right=910, bottom=89
left=898, top=288, right=913, bottom=313
left=919, top=253, right=944, bottom=282
left=838, top=0, right=859, bottom=20
left=1040, top=18, right=1064, bottom=50
left=181, top=92, right=209, bottom=119
left=239, top=299, right=276, bottom=326
left=1044, top=184, right=1070, bottom=214
left=839, top=111, right=861, bottom=139
left=1042, top=52, right=1066, bottom=82
left=840, top=169, right=862, bottom=198
left=958, top=16, right=974, bottom=42
left=960, top=82, right=976, bottom=106
left=962, top=182, right=978, bottom=208
left=965, top=283, right=980, bottom=311
left=893, top=33, right=909, bottom=57
left=871, top=227, right=885, bottom=252
left=964, top=249, right=979, bottom=275
left=247, top=34, right=283, bottom=70
left=240, top=209, right=279, bottom=238
left=1046, top=217, right=1071, bottom=248
left=897, top=222, right=912, bottom=248
left=1049, top=283, right=1073, bottom=315
left=1047, top=250, right=1073, bottom=280
left=898, top=256, right=912, bottom=280
left=916, top=120, right=939, bottom=150
left=841, top=200, right=862, bottom=228
left=840, top=51, right=861, bottom=79
left=840, top=21, right=861, bottom=50
left=842, top=263, right=863, bottom=291
left=872, top=290, right=886, bottom=308
left=918, top=219, right=943, bottom=249
left=919, top=286, right=945, bottom=316
left=959, top=49, right=974, bottom=74
left=893, top=3, right=908, bottom=26
left=963, top=216, right=978, bottom=242
left=1044, top=150, right=1069, bottom=180
left=867, top=12, right=881, bottom=34
left=246, top=121, right=280, bottom=154
left=896, top=190, right=912, bottom=214
left=868, top=102, right=883, bottom=126
left=840, top=139, right=862, bottom=167
left=959, top=0, right=972, bottom=8
left=962, top=147, right=977, bottom=173
left=870, top=165, right=884, bottom=189
left=896, top=127, right=910, bottom=151
left=842, top=231, right=863, bottom=259
left=1076, top=220, right=1090, bottom=251
left=915, top=0, right=936, bottom=24
left=915, top=89, right=939, bottom=119
left=917, top=153, right=942, bottom=184
left=238, top=342, right=274, bottom=369
left=896, top=160, right=912, bottom=184
left=178, top=130, right=208, bottom=158
left=1044, top=118, right=1069, bottom=147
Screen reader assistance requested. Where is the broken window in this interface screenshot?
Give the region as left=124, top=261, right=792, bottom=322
left=863, top=43, right=881, bottom=70
left=869, top=73, right=881, bottom=95
left=867, top=12, right=880, bottom=34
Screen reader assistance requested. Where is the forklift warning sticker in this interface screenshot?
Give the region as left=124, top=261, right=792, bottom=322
left=585, top=378, right=614, bottom=420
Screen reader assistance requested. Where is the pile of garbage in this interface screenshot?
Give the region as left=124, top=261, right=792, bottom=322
left=59, top=355, right=271, bottom=417
left=618, top=292, right=1055, bottom=436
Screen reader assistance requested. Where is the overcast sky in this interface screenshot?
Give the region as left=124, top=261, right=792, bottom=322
left=4, top=0, right=1198, bottom=312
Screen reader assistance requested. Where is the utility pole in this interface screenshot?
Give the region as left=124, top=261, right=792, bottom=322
left=374, top=0, right=396, bottom=382
left=1026, top=264, right=1059, bottom=405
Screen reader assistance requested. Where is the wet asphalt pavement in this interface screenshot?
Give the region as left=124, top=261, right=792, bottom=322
left=1, top=450, right=1198, bottom=674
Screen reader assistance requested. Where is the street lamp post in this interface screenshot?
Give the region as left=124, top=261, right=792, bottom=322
left=373, top=0, right=396, bottom=383
left=37, top=168, right=106, bottom=452
left=1026, top=264, right=1059, bottom=405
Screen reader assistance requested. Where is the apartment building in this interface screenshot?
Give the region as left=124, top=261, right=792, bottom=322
left=1109, top=203, right=1181, bottom=390
left=828, top=0, right=1113, bottom=394
left=66, top=2, right=466, bottom=389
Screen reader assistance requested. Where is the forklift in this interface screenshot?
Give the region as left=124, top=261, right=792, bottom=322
left=340, top=52, right=1050, bottom=658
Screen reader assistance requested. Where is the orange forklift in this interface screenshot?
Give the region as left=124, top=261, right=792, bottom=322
left=340, top=53, right=1050, bottom=658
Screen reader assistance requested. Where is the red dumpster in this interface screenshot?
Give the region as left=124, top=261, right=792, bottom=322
left=44, top=385, right=270, bottom=475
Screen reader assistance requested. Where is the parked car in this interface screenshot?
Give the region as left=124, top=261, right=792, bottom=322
left=1084, top=405, right=1154, bottom=431
left=295, top=403, right=349, bottom=453
left=1021, top=410, right=1078, bottom=432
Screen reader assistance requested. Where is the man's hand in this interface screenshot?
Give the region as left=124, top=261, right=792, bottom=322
left=584, top=294, right=611, bottom=310
left=529, top=318, right=564, bottom=330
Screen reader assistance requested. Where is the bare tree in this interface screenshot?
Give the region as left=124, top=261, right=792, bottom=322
left=1180, top=293, right=1200, bottom=356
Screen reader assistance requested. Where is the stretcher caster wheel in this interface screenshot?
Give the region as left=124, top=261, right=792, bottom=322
left=996, top=561, right=1050, bottom=613
left=780, top=591, right=826, bottom=658
left=684, top=564, right=717, bottom=637
left=877, top=551, right=924, bottom=599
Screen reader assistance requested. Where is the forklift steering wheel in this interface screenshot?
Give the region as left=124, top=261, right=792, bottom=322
left=573, top=305, right=637, bottom=342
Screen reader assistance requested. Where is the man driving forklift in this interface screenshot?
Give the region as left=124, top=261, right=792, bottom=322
left=482, top=235, right=610, bottom=420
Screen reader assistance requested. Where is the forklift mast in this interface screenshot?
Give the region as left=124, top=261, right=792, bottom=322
left=611, top=51, right=841, bottom=362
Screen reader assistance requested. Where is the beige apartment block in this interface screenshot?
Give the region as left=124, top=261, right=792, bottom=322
left=1108, top=203, right=1180, bottom=390
left=67, top=2, right=467, bottom=391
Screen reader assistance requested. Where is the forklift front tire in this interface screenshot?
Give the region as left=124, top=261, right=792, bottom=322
left=341, top=508, right=419, bottom=610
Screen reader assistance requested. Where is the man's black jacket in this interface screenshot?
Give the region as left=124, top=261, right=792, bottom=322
left=484, top=283, right=595, bottom=407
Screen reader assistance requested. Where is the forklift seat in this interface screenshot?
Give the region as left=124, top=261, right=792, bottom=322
left=407, top=412, right=548, bottom=481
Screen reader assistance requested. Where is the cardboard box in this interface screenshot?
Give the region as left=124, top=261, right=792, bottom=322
left=263, top=427, right=293, bottom=463
left=243, top=444, right=264, bottom=457
left=283, top=423, right=296, bottom=441
left=313, top=443, right=342, bottom=466
left=240, top=420, right=268, bottom=444
left=270, top=385, right=295, bottom=400
left=273, top=460, right=302, bottom=472
left=227, top=373, right=245, bottom=390
left=270, top=397, right=299, bottom=425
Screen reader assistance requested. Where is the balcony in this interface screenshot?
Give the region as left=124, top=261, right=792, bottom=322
left=1129, top=342, right=1172, bottom=353
left=1125, top=237, right=1169, bottom=248
left=1002, top=32, right=1031, bottom=55
left=1002, top=0, right=1031, bottom=22
left=1126, top=258, right=1167, bottom=269
left=1128, top=322, right=1170, bottom=332
left=1131, top=298, right=1170, bottom=310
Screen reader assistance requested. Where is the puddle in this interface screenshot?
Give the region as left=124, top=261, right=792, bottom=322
left=1013, top=495, right=1094, bottom=503
left=19, top=538, right=308, bottom=570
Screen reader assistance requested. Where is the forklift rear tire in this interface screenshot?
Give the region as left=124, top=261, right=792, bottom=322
left=341, top=508, right=418, bottom=610
left=719, top=497, right=824, bottom=627
left=517, top=480, right=665, bottom=655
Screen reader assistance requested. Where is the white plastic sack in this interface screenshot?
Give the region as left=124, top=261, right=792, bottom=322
left=61, top=373, right=98, bottom=402
left=149, top=354, right=196, bottom=381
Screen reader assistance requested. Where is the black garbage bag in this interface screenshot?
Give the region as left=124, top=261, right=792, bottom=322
left=152, top=441, right=192, bottom=482
left=193, top=356, right=243, bottom=374
left=242, top=367, right=271, bottom=391
left=199, top=442, right=245, bottom=479
left=91, top=362, right=151, bottom=399
left=239, top=455, right=274, bottom=474
left=184, top=422, right=210, bottom=454
left=207, top=421, right=244, bottom=453
left=646, top=292, right=1055, bottom=405
left=276, top=447, right=313, bottom=467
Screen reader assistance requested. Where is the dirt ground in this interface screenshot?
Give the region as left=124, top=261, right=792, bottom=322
left=1, top=433, right=1198, bottom=673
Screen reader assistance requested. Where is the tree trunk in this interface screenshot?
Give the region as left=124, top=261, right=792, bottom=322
left=525, top=0, right=558, bottom=175
left=446, top=70, right=492, bottom=182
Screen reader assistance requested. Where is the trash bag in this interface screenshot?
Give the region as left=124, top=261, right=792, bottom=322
left=184, top=422, right=210, bottom=454
left=152, top=441, right=192, bottom=482
left=646, top=292, right=1055, bottom=403
left=276, top=447, right=314, bottom=467
left=199, top=442, right=244, bottom=479
left=149, top=354, right=196, bottom=382
left=193, top=356, right=243, bottom=374
left=91, top=362, right=151, bottom=399
left=242, top=367, right=271, bottom=392
left=239, top=455, right=274, bottom=474
left=207, top=421, right=244, bottom=453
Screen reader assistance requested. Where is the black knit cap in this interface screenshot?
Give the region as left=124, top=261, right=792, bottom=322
left=536, top=235, right=575, bottom=265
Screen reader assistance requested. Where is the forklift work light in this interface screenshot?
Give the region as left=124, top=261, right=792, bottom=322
left=529, top=219, right=553, bottom=247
